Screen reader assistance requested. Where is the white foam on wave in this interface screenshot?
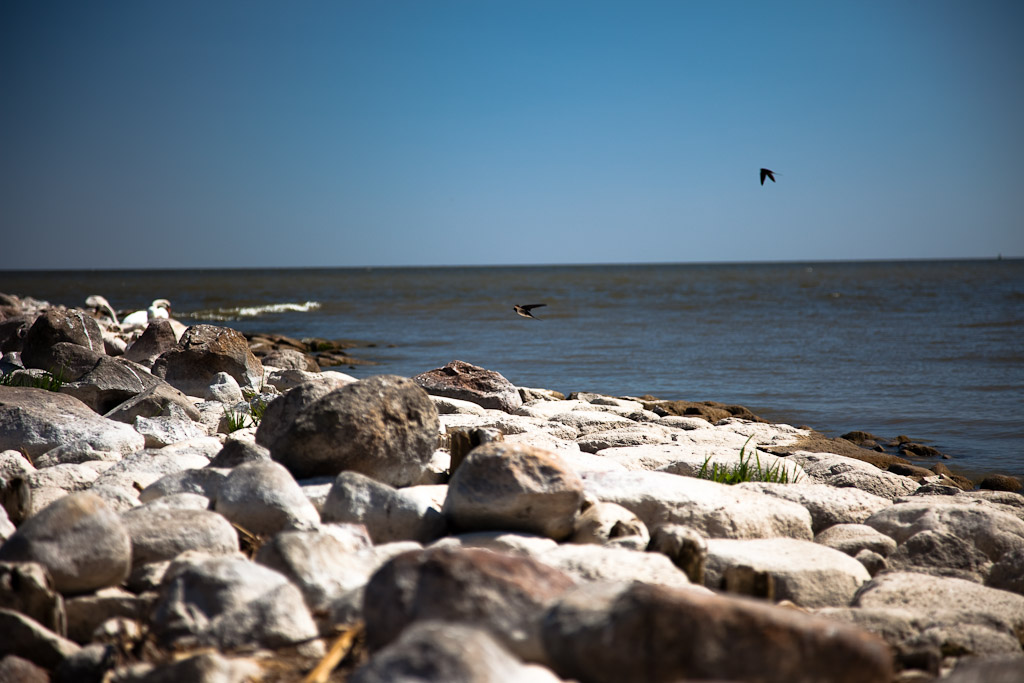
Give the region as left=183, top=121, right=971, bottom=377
left=192, top=301, right=321, bottom=320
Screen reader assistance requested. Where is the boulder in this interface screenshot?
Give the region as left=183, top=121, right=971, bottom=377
left=570, top=500, right=649, bottom=547
left=351, top=620, right=563, bottom=683
left=789, top=451, right=919, bottom=500
left=264, top=375, right=439, bottom=486
left=122, top=319, right=178, bottom=368
left=20, top=309, right=105, bottom=371
left=0, top=608, right=81, bottom=671
left=152, top=324, right=263, bottom=397
left=978, top=474, right=1023, bottom=492
left=151, top=553, right=322, bottom=655
left=444, top=442, right=585, bottom=541
left=575, top=425, right=675, bottom=453
left=0, top=386, right=145, bottom=458
left=260, top=348, right=319, bottom=372
left=133, top=410, right=208, bottom=449
left=58, top=356, right=163, bottom=415
left=103, top=381, right=201, bottom=424
left=321, top=471, right=446, bottom=544
left=363, top=546, right=576, bottom=663
left=539, top=544, right=693, bottom=589
left=0, top=655, right=50, bottom=683
left=0, top=492, right=131, bottom=594
left=648, top=524, right=708, bottom=584
left=580, top=469, right=813, bottom=540
left=738, top=481, right=892, bottom=534
left=0, top=561, right=65, bottom=636
left=704, top=537, right=871, bottom=608
left=814, top=523, right=898, bottom=558
left=214, top=460, right=320, bottom=536
left=138, top=467, right=229, bottom=502
left=63, top=587, right=151, bottom=644
left=413, top=360, right=522, bottom=413
left=541, top=581, right=892, bottom=683
left=121, top=505, right=238, bottom=570
left=203, top=371, right=244, bottom=404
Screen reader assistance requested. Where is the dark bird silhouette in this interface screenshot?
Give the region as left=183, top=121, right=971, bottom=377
left=513, top=304, right=546, bottom=319
left=760, top=168, right=777, bottom=185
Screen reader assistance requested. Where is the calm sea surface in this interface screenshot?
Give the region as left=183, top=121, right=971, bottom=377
left=3, top=260, right=1022, bottom=479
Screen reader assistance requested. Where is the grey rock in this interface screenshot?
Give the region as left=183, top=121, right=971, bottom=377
left=0, top=561, right=65, bottom=636
left=105, top=652, right=264, bottom=683
left=151, top=553, right=322, bottom=655
left=121, top=505, right=238, bottom=569
left=59, top=356, right=162, bottom=415
left=352, top=621, right=562, bottom=683
left=887, top=528, right=993, bottom=581
left=20, top=308, right=105, bottom=371
left=253, top=380, right=338, bottom=453
left=541, top=581, right=892, bottom=683
left=138, top=467, right=229, bottom=503
left=704, top=537, right=871, bottom=608
left=207, top=437, right=270, bottom=468
left=738, top=481, right=892, bottom=534
left=364, top=546, right=576, bottom=664
left=322, top=471, right=446, bottom=544
left=133, top=410, right=208, bottom=449
left=104, top=381, right=201, bottom=425
left=854, top=549, right=888, bottom=576
left=122, top=319, right=178, bottom=368
left=580, top=469, right=814, bottom=540
left=790, top=451, right=919, bottom=500
left=152, top=324, right=263, bottom=397
left=90, top=449, right=210, bottom=499
left=444, top=442, right=585, bottom=541
left=539, top=544, right=692, bottom=589
left=204, top=371, right=243, bottom=404
left=413, top=360, right=523, bottom=413
left=987, top=546, right=1024, bottom=595
left=0, top=607, right=81, bottom=670
left=255, top=530, right=379, bottom=614
left=0, top=386, right=145, bottom=458
left=648, top=524, right=708, bottom=584
left=814, top=523, right=898, bottom=557
left=64, top=587, right=151, bottom=644
left=575, top=425, right=674, bottom=453
left=265, top=374, right=440, bottom=486
left=27, top=462, right=100, bottom=493
left=942, top=656, right=1024, bottom=683
left=261, top=348, right=319, bottom=372
left=214, top=460, right=320, bottom=536
left=0, top=492, right=131, bottom=594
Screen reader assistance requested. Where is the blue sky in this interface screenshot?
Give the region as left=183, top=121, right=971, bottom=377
left=2, top=1, right=1022, bottom=269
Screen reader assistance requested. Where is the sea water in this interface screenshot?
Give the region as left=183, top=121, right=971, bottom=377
left=3, top=259, right=1022, bottom=479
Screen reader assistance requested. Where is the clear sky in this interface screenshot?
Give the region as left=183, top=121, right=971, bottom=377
left=2, top=1, right=1022, bottom=270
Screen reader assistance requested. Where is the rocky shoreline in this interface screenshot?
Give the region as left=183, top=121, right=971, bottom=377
left=1, top=292, right=1022, bottom=682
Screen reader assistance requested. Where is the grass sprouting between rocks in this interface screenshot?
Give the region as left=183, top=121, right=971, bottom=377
left=698, top=436, right=796, bottom=484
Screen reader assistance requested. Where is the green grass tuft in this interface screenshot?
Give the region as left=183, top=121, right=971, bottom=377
left=698, top=435, right=795, bottom=484
left=0, top=366, right=67, bottom=392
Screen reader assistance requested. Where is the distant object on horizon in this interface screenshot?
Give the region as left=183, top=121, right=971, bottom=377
left=760, top=168, right=777, bottom=185
left=513, top=304, right=546, bottom=319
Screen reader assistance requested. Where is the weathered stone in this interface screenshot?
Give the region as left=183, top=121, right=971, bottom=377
left=105, top=652, right=265, bottom=683
left=322, top=471, right=446, bottom=544
left=364, top=546, right=576, bottom=663
left=151, top=553, right=322, bottom=655
left=790, top=451, right=919, bottom=500
left=152, top=324, right=263, bottom=397
left=261, top=348, right=319, bottom=372
left=580, top=469, right=813, bottom=540
left=0, top=655, right=50, bottom=683
left=208, top=437, right=270, bottom=469
left=430, top=531, right=560, bottom=558
left=214, top=460, right=320, bottom=536
left=814, top=523, right=898, bottom=557
left=90, top=449, right=211, bottom=502
left=0, top=561, right=65, bottom=636
left=351, top=621, right=562, bottom=683
left=59, top=356, right=162, bottom=415
left=64, top=587, right=151, bottom=644
left=26, top=462, right=100, bottom=494
left=987, top=546, right=1024, bottom=595
left=0, top=607, right=81, bottom=671
left=430, top=394, right=488, bottom=416
left=204, top=371, right=244, bottom=404
left=444, top=442, right=585, bottom=541
left=575, top=425, right=675, bottom=453
left=122, top=319, right=179, bottom=368
left=704, top=537, right=871, bottom=608
left=887, top=529, right=993, bottom=581
left=255, top=530, right=379, bottom=614
left=121, top=505, right=238, bottom=569
left=104, top=381, right=201, bottom=424
left=541, top=581, right=892, bottom=683
left=647, top=524, right=708, bottom=584
left=138, top=467, right=228, bottom=503
left=20, top=308, right=105, bottom=371
left=979, top=474, right=1023, bottom=492
left=0, top=492, right=131, bottom=594
left=264, top=375, right=439, bottom=486
left=413, top=360, right=523, bottom=413
left=0, top=386, right=145, bottom=458
left=540, top=544, right=692, bottom=589
left=738, top=481, right=892, bottom=534
left=570, top=500, right=648, bottom=546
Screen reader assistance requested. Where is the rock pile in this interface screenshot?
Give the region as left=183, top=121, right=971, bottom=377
left=0, top=293, right=1022, bottom=682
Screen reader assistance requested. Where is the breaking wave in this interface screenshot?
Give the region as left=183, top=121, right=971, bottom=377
left=190, top=301, right=321, bottom=321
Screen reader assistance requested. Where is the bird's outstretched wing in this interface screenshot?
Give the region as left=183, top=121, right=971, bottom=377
left=521, top=304, right=546, bottom=312
left=760, top=168, right=776, bottom=185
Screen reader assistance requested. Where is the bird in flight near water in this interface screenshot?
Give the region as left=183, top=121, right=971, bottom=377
left=514, top=304, right=546, bottom=319
left=760, top=168, right=777, bottom=185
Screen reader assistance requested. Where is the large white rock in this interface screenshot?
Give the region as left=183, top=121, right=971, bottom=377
left=789, top=452, right=919, bottom=500
left=704, top=537, right=871, bottom=608
left=738, top=481, right=892, bottom=534
left=580, top=469, right=813, bottom=540
left=539, top=544, right=696, bottom=590
left=814, top=523, right=898, bottom=557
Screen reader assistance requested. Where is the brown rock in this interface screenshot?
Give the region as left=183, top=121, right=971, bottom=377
left=20, top=309, right=106, bottom=372
left=542, top=581, right=893, bottom=683
left=640, top=398, right=763, bottom=423
left=979, top=474, right=1022, bottom=492
left=899, top=442, right=947, bottom=459
left=413, top=360, right=523, bottom=413
left=122, top=319, right=178, bottom=368
left=152, top=324, right=263, bottom=397
left=364, top=546, right=576, bottom=663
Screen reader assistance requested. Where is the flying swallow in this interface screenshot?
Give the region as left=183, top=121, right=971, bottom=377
left=513, top=304, right=546, bottom=319
left=760, top=168, right=777, bottom=185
